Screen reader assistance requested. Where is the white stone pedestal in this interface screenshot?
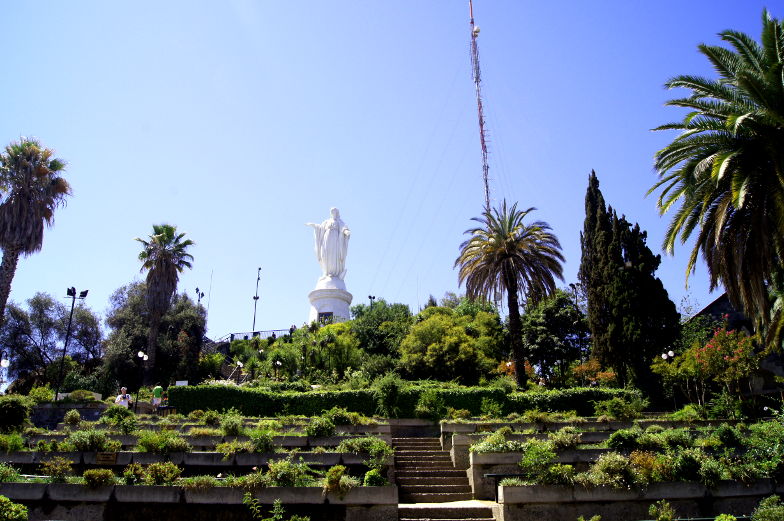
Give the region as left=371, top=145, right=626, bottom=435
left=308, top=276, right=353, bottom=323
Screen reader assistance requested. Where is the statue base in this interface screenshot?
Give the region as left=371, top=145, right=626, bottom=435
left=308, top=287, right=352, bottom=323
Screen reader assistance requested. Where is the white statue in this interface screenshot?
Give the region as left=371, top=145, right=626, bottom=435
left=306, top=207, right=351, bottom=280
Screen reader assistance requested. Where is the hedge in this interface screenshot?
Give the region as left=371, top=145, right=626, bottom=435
left=169, top=384, right=641, bottom=418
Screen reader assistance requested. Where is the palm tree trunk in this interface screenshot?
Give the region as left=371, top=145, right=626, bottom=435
left=504, top=267, right=527, bottom=388
left=0, top=245, right=21, bottom=326
left=144, top=312, right=161, bottom=386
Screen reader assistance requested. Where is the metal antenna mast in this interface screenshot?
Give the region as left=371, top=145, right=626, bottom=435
left=469, top=0, right=491, bottom=210
left=252, top=267, right=261, bottom=331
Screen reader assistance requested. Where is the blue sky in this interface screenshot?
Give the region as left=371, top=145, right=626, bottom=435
left=0, top=1, right=773, bottom=339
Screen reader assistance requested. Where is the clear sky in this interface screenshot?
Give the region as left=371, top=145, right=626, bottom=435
left=0, top=1, right=773, bottom=340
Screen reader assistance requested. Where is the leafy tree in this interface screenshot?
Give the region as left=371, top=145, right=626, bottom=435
left=455, top=200, right=564, bottom=386
left=580, top=172, right=680, bottom=390
left=649, top=10, right=784, bottom=341
left=135, top=224, right=194, bottom=384
left=349, top=299, right=412, bottom=355
left=103, top=282, right=205, bottom=389
left=521, top=289, right=589, bottom=386
left=399, top=306, right=502, bottom=385
left=0, top=139, right=70, bottom=324
left=0, top=292, right=102, bottom=391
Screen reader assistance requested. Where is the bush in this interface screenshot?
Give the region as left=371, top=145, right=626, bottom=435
left=577, top=452, right=638, bottom=489
left=548, top=426, right=582, bottom=451
left=306, top=416, right=336, bottom=438
left=649, top=499, right=676, bottom=521
left=470, top=428, right=526, bottom=454
left=27, top=385, right=54, bottom=404
left=480, top=398, right=503, bottom=419
left=672, top=448, right=703, bottom=482
left=40, top=456, right=73, bottom=483
left=262, top=455, right=316, bottom=487
left=136, top=430, right=192, bottom=455
left=65, top=430, right=121, bottom=452
left=322, top=406, right=372, bottom=426
left=101, top=405, right=134, bottom=423
left=189, top=427, right=221, bottom=437
left=0, top=463, right=20, bottom=483
left=220, top=409, right=246, bottom=436
left=322, top=465, right=359, bottom=499
left=752, top=495, right=784, bottom=521
left=669, top=404, right=702, bottom=422
left=216, top=440, right=254, bottom=460
left=375, top=373, right=405, bottom=418
left=0, top=434, right=24, bottom=454
left=202, top=410, right=221, bottom=426
left=68, top=390, right=96, bottom=402
left=607, top=428, right=641, bottom=450
left=187, top=409, right=205, bottom=420
left=363, top=468, right=387, bottom=486
left=517, top=440, right=556, bottom=481
left=180, top=475, right=220, bottom=491
left=83, top=468, right=116, bottom=488
left=0, top=396, right=33, bottom=433
left=714, top=515, right=737, bottom=521
left=415, top=389, right=447, bottom=420
left=0, top=495, right=28, bottom=521
left=122, top=463, right=145, bottom=485
left=336, top=436, right=393, bottom=469
left=249, top=429, right=276, bottom=453
left=63, top=409, right=81, bottom=426
left=143, top=461, right=182, bottom=485
left=541, top=463, right=575, bottom=485
left=699, top=457, right=725, bottom=489
left=593, top=396, right=648, bottom=420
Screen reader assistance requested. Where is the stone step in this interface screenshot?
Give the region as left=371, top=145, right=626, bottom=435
left=399, top=492, right=475, bottom=502
left=398, top=505, right=494, bottom=519
left=395, top=461, right=456, bottom=469
left=396, top=456, right=453, bottom=463
left=394, top=444, right=443, bottom=450
left=396, top=477, right=468, bottom=486
left=401, top=518, right=494, bottom=521
left=396, top=469, right=468, bottom=478
left=399, top=485, right=472, bottom=494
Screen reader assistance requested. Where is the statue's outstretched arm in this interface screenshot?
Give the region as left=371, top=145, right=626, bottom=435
left=305, top=222, right=319, bottom=228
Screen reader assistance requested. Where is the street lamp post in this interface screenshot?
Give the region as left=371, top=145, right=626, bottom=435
left=368, top=295, right=376, bottom=308
left=135, top=350, right=148, bottom=412
left=252, top=267, right=261, bottom=331
left=0, top=350, right=9, bottom=386
left=54, top=288, right=88, bottom=402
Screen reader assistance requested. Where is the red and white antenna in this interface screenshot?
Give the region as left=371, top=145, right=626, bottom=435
left=469, top=0, right=491, bottom=211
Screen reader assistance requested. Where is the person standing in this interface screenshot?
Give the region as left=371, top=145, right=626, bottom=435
left=114, top=387, right=133, bottom=408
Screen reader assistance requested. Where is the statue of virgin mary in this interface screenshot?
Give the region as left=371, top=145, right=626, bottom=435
left=305, top=207, right=351, bottom=280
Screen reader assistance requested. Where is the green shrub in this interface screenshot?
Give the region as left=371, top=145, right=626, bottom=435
left=375, top=373, right=405, bottom=418
left=116, top=416, right=138, bottom=435
left=714, top=515, right=737, bottom=521
left=63, top=409, right=81, bottom=426
left=0, top=495, right=28, bottom=521
left=480, top=398, right=503, bottom=419
left=220, top=409, right=246, bottom=436
left=68, top=390, right=96, bottom=402
left=216, top=440, right=254, bottom=460
left=336, top=436, right=393, bottom=469
left=249, top=429, right=276, bottom=453
left=362, top=468, right=387, bottom=486
left=65, top=430, right=121, bottom=452
left=82, top=468, right=116, bottom=488
left=0, top=434, right=24, bottom=453
left=517, top=440, right=556, bottom=481
left=202, top=410, right=221, bottom=426
left=180, top=475, right=220, bottom=491
left=714, top=423, right=743, bottom=448
left=577, top=452, right=638, bottom=489
left=661, top=428, right=693, bottom=449
left=446, top=407, right=471, bottom=420
left=27, top=385, right=54, bottom=404
left=576, top=517, right=601, bottom=521
left=548, top=426, right=582, bottom=451
left=592, top=396, right=648, bottom=420
left=751, top=495, right=784, bottom=521
left=541, top=463, right=575, bottom=485
left=649, top=499, right=676, bottom=521
left=699, top=457, right=725, bottom=489
left=136, top=430, right=192, bottom=455
left=415, top=389, right=447, bottom=420
left=243, top=496, right=310, bottom=521
left=0, top=463, right=20, bottom=483
left=0, top=395, right=33, bottom=433
left=607, top=428, right=641, bottom=450
left=262, top=455, right=316, bottom=487
left=306, top=416, right=336, bottom=438
left=122, top=463, right=145, bottom=485
left=187, top=409, right=205, bottom=420
left=470, top=428, right=526, bottom=454
left=322, top=465, right=359, bottom=499
left=669, top=404, right=702, bottom=422
left=143, top=461, right=182, bottom=485
left=40, top=456, right=73, bottom=483
left=322, top=406, right=372, bottom=426
left=101, top=405, right=134, bottom=422
left=672, top=448, right=703, bottom=482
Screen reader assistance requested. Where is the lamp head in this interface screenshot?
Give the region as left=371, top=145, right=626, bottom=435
left=137, top=351, right=145, bottom=358
left=0, top=358, right=9, bottom=368
left=79, top=290, right=89, bottom=298
left=66, top=287, right=76, bottom=297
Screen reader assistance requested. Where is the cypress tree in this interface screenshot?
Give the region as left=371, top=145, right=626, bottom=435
left=579, top=172, right=680, bottom=391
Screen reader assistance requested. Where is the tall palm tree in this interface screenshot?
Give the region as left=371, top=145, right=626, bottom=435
left=455, top=201, right=564, bottom=386
left=649, top=10, right=784, bottom=339
left=136, top=224, right=194, bottom=384
left=0, top=138, right=70, bottom=325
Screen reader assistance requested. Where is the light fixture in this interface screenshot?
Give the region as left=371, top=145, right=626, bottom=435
left=0, top=359, right=9, bottom=369
left=661, top=353, right=668, bottom=360
left=667, top=350, right=675, bottom=358
left=137, top=351, right=145, bottom=358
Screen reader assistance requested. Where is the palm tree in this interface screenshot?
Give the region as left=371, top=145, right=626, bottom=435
left=649, top=10, right=784, bottom=338
left=136, top=224, right=194, bottom=384
left=0, top=138, right=70, bottom=325
left=455, top=201, right=564, bottom=386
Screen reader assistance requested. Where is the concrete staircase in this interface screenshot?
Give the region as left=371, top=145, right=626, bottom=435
left=394, top=437, right=495, bottom=521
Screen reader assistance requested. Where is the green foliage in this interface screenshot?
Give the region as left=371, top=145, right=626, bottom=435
left=669, top=404, right=702, bottom=422
left=68, top=389, right=96, bottom=402
left=322, top=465, right=359, bottom=499
left=122, top=463, right=145, bottom=485
left=579, top=172, right=679, bottom=392
left=40, top=456, right=73, bottom=483
left=592, top=396, right=648, bottom=420
left=180, top=475, right=221, bottom=491
left=577, top=452, right=639, bottom=489
left=143, top=461, right=182, bottom=485
left=249, top=429, right=276, bottom=453
left=220, top=408, right=246, bottom=436
left=63, top=409, right=81, bottom=426
left=27, top=385, right=54, bottom=404
left=517, top=439, right=556, bottom=481
left=306, top=416, right=336, bottom=438
left=576, top=517, right=601, bottom=521
left=648, top=499, right=676, bottom=521
left=262, top=455, right=316, bottom=487
left=470, top=428, right=526, bottom=454
left=548, top=426, right=582, bottom=450
left=0, top=495, right=28, bottom=521
left=374, top=373, right=406, bottom=418
left=415, top=389, right=447, bottom=420
left=336, top=436, right=393, bottom=469
left=0, top=395, right=32, bottom=433
left=607, top=428, right=642, bottom=450
left=480, top=398, right=503, bottom=419
left=714, top=515, right=737, bottom=521
left=101, top=404, right=134, bottom=422
left=243, top=496, right=310, bottom=521
left=82, top=468, right=116, bottom=488
left=202, top=409, right=221, bottom=426
left=188, top=409, right=205, bottom=420
left=0, top=434, right=24, bottom=453
left=0, top=463, right=20, bottom=483
left=216, top=440, right=254, bottom=459
left=363, top=468, right=387, bottom=486
left=65, top=429, right=121, bottom=452
left=752, top=495, right=784, bottom=521
left=398, top=308, right=500, bottom=385
left=136, top=430, right=192, bottom=455
left=349, top=299, right=413, bottom=356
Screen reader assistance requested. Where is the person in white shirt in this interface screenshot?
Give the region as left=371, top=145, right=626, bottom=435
left=114, top=387, right=133, bottom=408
